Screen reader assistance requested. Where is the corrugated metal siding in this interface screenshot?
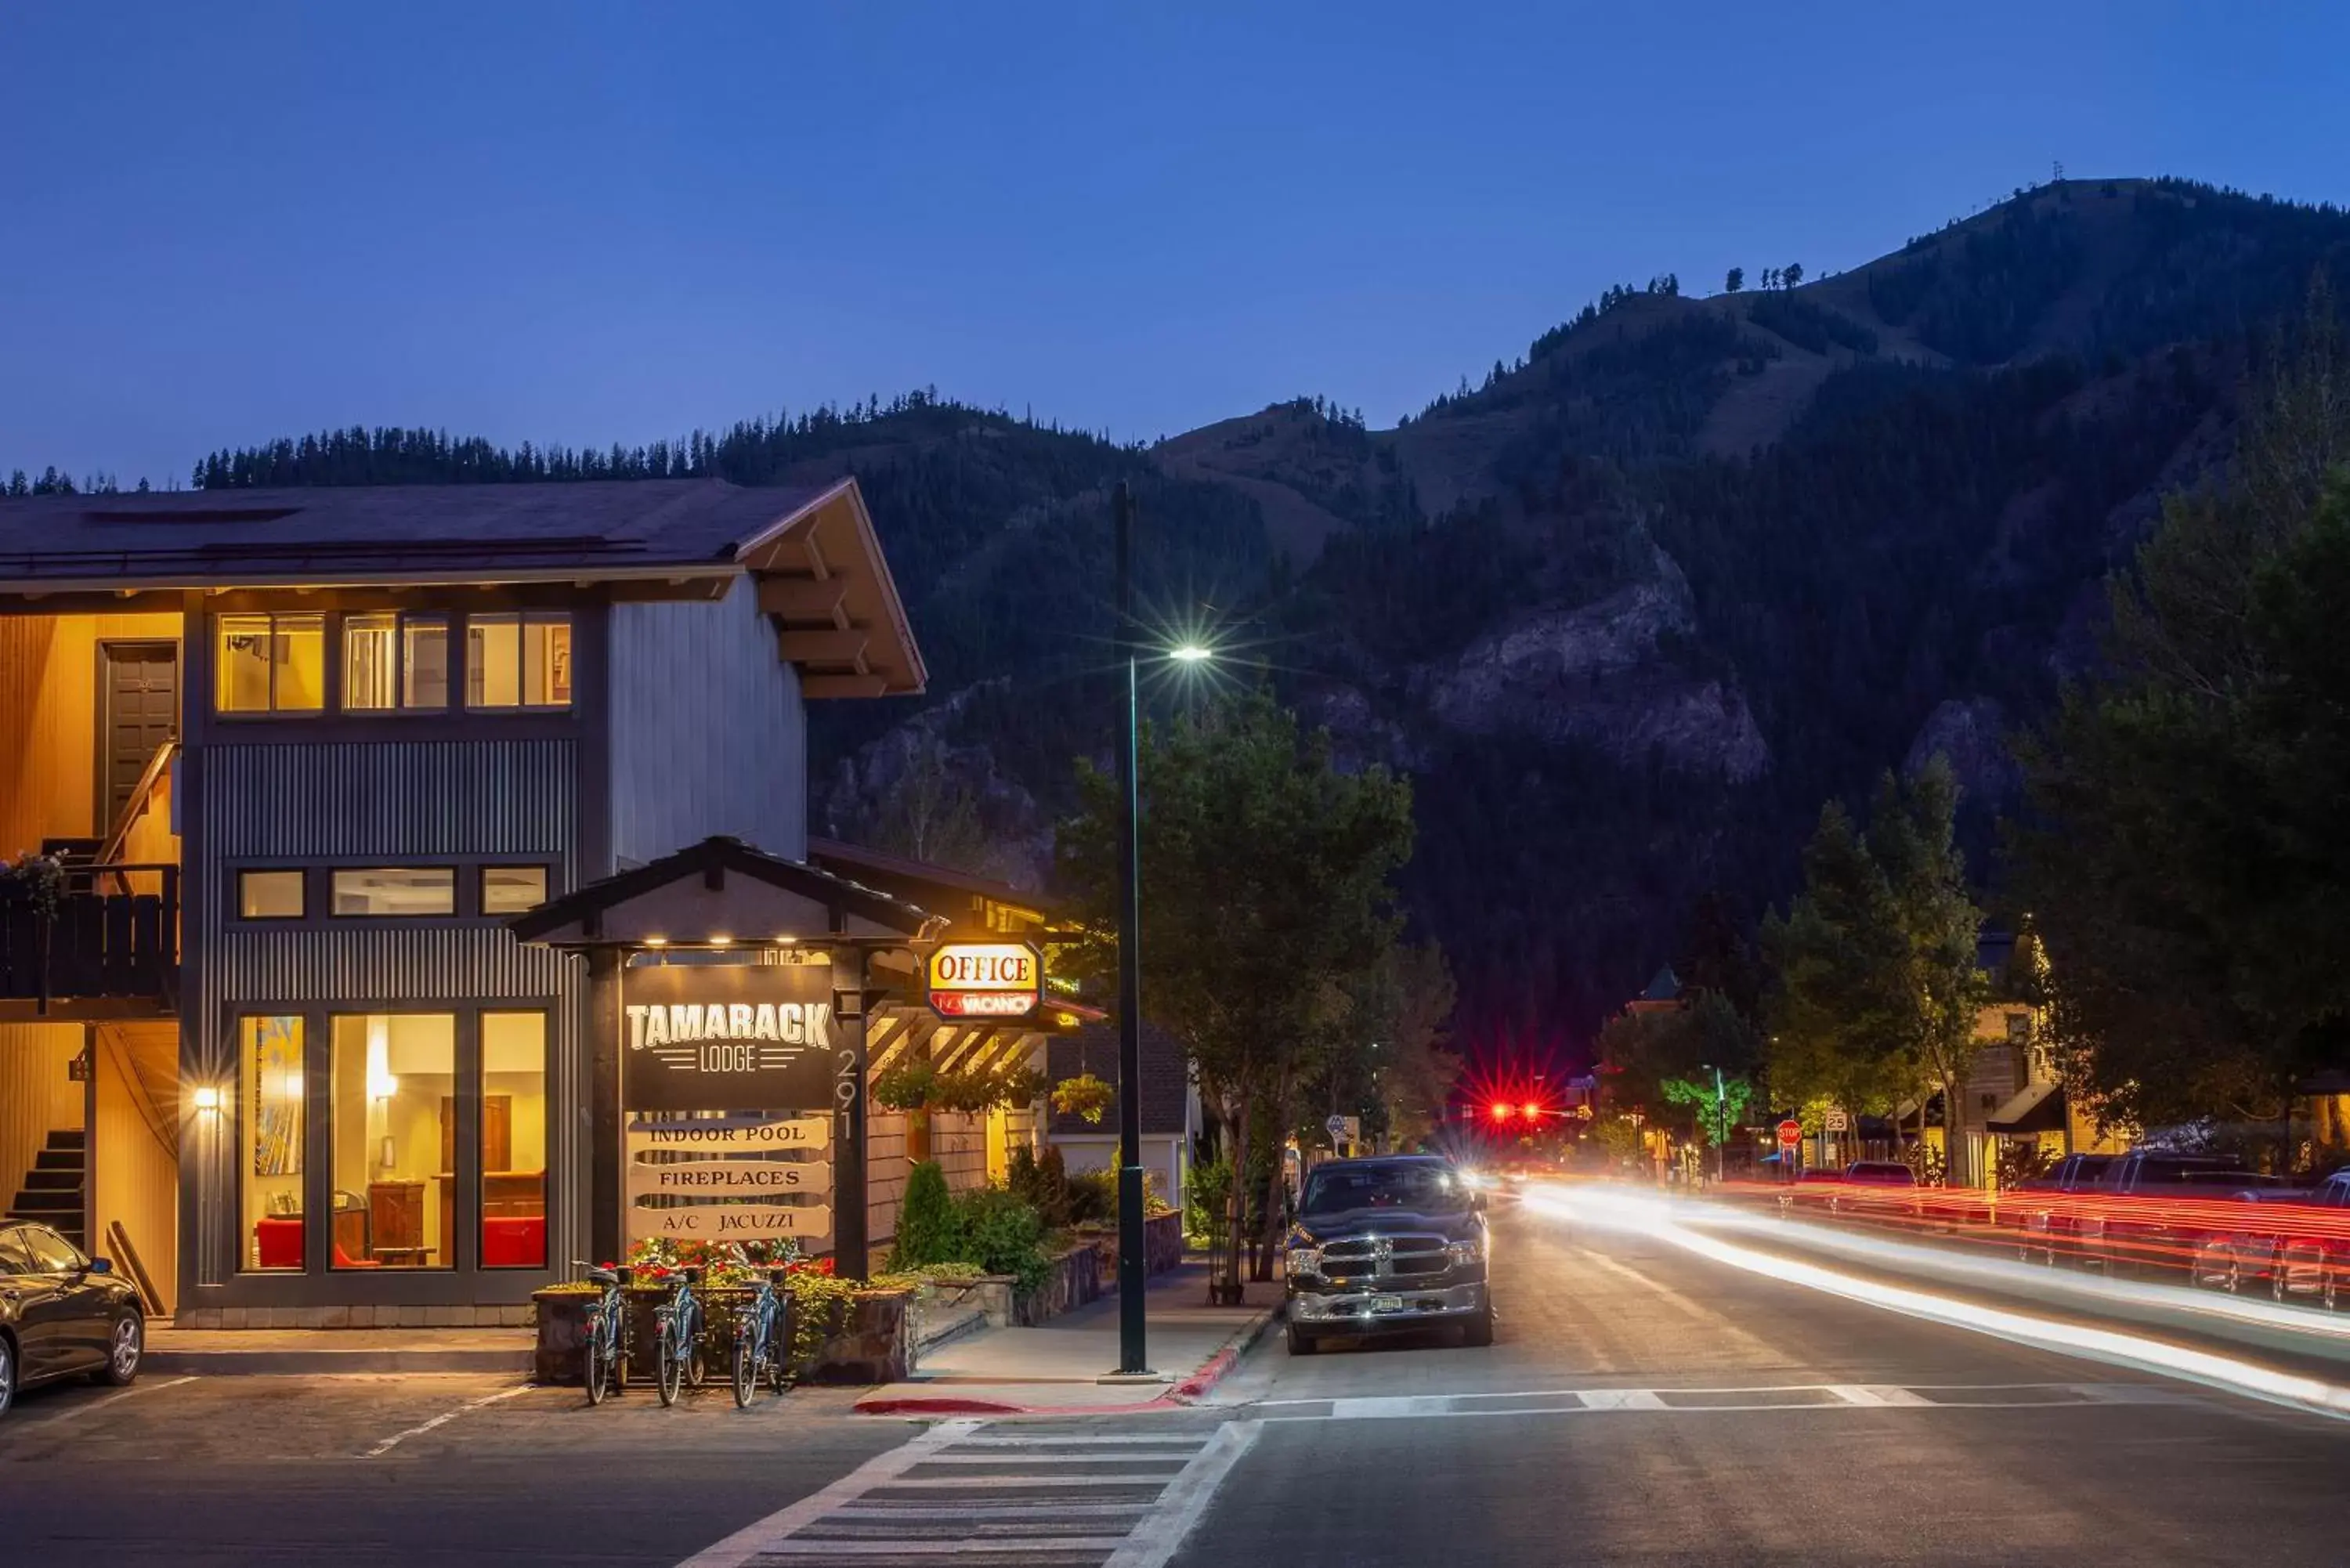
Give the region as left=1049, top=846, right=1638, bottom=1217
left=207, top=739, right=575, bottom=858
left=607, top=584, right=806, bottom=870
left=186, top=737, right=586, bottom=1292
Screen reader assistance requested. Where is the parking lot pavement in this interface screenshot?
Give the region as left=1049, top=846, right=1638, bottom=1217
left=0, top=1371, right=916, bottom=1567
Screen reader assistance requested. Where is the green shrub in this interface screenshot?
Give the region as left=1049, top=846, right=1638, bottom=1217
left=1007, top=1143, right=1072, bottom=1229
left=1065, top=1168, right=1118, bottom=1226
left=1188, top=1157, right=1232, bottom=1242
left=891, top=1159, right=962, bottom=1269
left=953, top=1185, right=1050, bottom=1293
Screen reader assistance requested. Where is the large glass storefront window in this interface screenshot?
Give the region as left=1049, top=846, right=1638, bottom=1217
left=330, top=1014, right=456, bottom=1270
left=240, top=1016, right=306, bottom=1271
left=480, top=1013, right=549, bottom=1268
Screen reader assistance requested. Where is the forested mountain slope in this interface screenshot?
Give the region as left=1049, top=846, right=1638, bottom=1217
left=128, top=176, right=2350, bottom=1056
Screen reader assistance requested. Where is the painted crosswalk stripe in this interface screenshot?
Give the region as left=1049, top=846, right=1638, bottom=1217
left=677, top=1421, right=1255, bottom=1568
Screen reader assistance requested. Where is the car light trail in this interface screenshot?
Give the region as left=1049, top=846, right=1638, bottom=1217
left=1522, top=1183, right=2350, bottom=1422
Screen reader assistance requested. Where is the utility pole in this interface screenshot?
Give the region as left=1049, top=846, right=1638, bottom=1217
left=1112, top=481, right=1151, bottom=1376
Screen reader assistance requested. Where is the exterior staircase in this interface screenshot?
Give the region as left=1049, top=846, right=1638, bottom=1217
left=7, top=1129, right=87, bottom=1248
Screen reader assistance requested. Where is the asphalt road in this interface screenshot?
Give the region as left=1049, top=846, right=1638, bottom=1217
left=1177, top=1197, right=2350, bottom=1567
left=4, top=1200, right=2347, bottom=1566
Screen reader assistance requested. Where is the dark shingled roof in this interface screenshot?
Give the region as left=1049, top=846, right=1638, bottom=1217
left=1047, top=1021, right=1190, bottom=1138
left=0, top=478, right=842, bottom=587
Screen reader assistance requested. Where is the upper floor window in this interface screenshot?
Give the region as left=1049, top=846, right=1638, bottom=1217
left=344, top=612, right=449, bottom=711
left=331, top=867, right=456, bottom=916
left=467, top=613, right=571, bottom=710
left=215, top=613, right=324, bottom=714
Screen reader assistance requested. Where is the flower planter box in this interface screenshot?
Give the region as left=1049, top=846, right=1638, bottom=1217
left=530, top=1284, right=801, bottom=1386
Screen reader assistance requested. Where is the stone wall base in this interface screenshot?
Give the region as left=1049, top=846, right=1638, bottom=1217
left=173, top=1303, right=537, bottom=1330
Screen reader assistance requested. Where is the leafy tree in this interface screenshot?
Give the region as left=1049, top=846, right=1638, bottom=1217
left=1057, top=686, right=1415, bottom=1281
left=2016, top=282, right=2350, bottom=1131
left=1782, top=262, right=1805, bottom=289
left=1662, top=1071, right=1755, bottom=1149
left=1725, top=267, right=1744, bottom=294
left=1766, top=761, right=1987, bottom=1180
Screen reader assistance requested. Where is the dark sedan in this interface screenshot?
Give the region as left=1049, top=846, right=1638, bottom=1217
left=1284, top=1155, right=1492, bottom=1353
left=0, top=1221, right=145, bottom=1416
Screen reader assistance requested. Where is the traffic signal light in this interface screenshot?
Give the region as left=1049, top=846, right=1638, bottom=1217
left=1489, top=1101, right=1514, bottom=1122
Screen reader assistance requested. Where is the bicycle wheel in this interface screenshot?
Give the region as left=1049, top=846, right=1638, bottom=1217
left=656, top=1325, right=683, bottom=1407
left=684, top=1310, right=707, bottom=1389
left=584, top=1331, right=609, bottom=1407
left=731, top=1332, right=755, bottom=1409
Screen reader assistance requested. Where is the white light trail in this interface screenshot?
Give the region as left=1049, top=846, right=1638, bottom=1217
left=1522, top=1183, right=2350, bottom=1422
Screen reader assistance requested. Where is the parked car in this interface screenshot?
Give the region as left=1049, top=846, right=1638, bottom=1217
left=2010, top=1153, right=2118, bottom=1265
left=1777, top=1169, right=1847, bottom=1218
left=2072, top=1153, right=2286, bottom=1278
left=1284, top=1155, right=1492, bottom=1353
left=2192, top=1171, right=2350, bottom=1306
left=0, top=1220, right=145, bottom=1416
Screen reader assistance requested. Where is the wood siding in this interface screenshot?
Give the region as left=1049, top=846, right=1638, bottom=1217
left=0, top=1023, right=83, bottom=1231
left=0, top=612, right=181, bottom=855
left=607, top=582, right=807, bottom=870
left=92, top=1021, right=179, bottom=1313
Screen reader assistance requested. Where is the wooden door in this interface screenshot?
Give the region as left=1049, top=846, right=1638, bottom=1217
left=98, top=642, right=178, bottom=830
left=440, top=1095, right=512, bottom=1173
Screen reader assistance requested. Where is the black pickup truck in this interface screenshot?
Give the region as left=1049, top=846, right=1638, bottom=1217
left=1284, top=1155, right=1492, bottom=1353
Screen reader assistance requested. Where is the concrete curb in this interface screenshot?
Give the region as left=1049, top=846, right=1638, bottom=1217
left=1169, top=1302, right=1281, bottom=1404
left=144, top=1347, right=536, bottom=1377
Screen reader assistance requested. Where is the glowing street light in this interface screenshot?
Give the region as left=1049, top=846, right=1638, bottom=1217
left=1168, top=643, right=1214, bottom=663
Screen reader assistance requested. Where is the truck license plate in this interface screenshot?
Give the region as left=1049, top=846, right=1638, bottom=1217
left=1371, top=1294, right=1403, bottom=1313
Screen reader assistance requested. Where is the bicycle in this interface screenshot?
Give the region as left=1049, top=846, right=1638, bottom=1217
left=575, top=1261, right=631, bottom=1407
left=653, top=1263, right=708, bottom=1407
left=730, top=1266, right=794, bottom=1408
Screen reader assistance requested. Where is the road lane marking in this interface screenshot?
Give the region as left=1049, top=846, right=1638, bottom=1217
left=23, top=1374, right=198, bottom=1429
left=1103, top=1419, right=1260, bottom=1568
left=678, top=1420, right=1257, bottom=1568
left=1825, top=1385, right=1933, bottom=1407
left=1575, top=1388, right=1668, bottom=1410
left=359, top=1382, right=533, bottom=1458
left=677, top=1419, right=980, bottom=1566
left=1259, top=1382, right=2180, bottom=1423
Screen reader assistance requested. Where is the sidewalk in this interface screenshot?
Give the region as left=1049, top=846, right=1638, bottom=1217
left=145, top=1324, right=536, bottom=1376
left=856, top=1258, right=1284, bottom=1416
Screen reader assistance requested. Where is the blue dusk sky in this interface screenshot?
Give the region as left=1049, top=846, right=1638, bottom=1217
left=4, top=1, right=2345, bottom=486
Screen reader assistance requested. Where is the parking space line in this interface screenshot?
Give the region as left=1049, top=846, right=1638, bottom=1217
left=23, top=1374, right=198, bottom=1429
left=359, top=1382, right=534, bottom=1458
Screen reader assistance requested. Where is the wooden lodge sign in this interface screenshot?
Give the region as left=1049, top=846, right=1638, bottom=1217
left=626, top=1114, right=833, bottom=1245
left=623, top=961, right=837, bottom=1112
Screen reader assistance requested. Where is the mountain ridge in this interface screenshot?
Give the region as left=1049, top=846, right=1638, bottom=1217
left=43, top=172, right=2350, bottom=1059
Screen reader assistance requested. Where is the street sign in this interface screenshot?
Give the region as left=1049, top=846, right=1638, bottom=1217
left=927, top=941, right=1043, bottom=1020
left=1325, top=1114, right=1348, bottom=1136
left=1824, top=1107, right=1850, bottom=1133
left=1776, top=1118, right=1803, bottom=1147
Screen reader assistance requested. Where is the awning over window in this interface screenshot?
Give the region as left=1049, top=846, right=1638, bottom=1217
left=1986, top=1079, right=2066, bottom=1136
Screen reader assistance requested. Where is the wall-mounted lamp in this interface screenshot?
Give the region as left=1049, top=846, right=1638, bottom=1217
left=643, top=936, right=668, bottom=948
left=708, top=934, right=733, bottom=948
left=191, top=1085, right=223, bottom=1113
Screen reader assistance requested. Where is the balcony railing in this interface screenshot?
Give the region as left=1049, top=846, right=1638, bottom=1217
left=0, top=864, right=179, bottom=1013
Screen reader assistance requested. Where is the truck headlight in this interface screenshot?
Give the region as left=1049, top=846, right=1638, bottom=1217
left=1444, top=1238, right=1484, bottom=1268
left=1285, top=1246, right=1322, bottom=1277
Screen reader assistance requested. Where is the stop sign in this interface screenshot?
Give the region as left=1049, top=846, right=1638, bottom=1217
left=1776, top=1118, right=1803, bottom=1147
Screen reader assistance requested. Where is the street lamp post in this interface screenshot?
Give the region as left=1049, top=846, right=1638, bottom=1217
left=1112, top=481, right=1151, bottom=1377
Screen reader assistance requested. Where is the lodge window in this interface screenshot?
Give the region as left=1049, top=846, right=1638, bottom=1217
left=215, top=612, right=325, bottom=714
left=240, top=1015, right=307, bottom=1272
left=480, top=865, right=549, bottom=915
left=465, top=612, right=571, bottom=709
left=330, top=1013, right=457, bottom=1270
left=331, top=867, right=457, bottom=916
left=343, top=611, right=450, bottom=711
left=479, top=1013, right=549, bottom=1268
left=237, top=869, right=306, bottom=919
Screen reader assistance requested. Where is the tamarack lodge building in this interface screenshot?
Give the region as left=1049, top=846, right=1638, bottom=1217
left=0, top=479, right=1186, bottom=1329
